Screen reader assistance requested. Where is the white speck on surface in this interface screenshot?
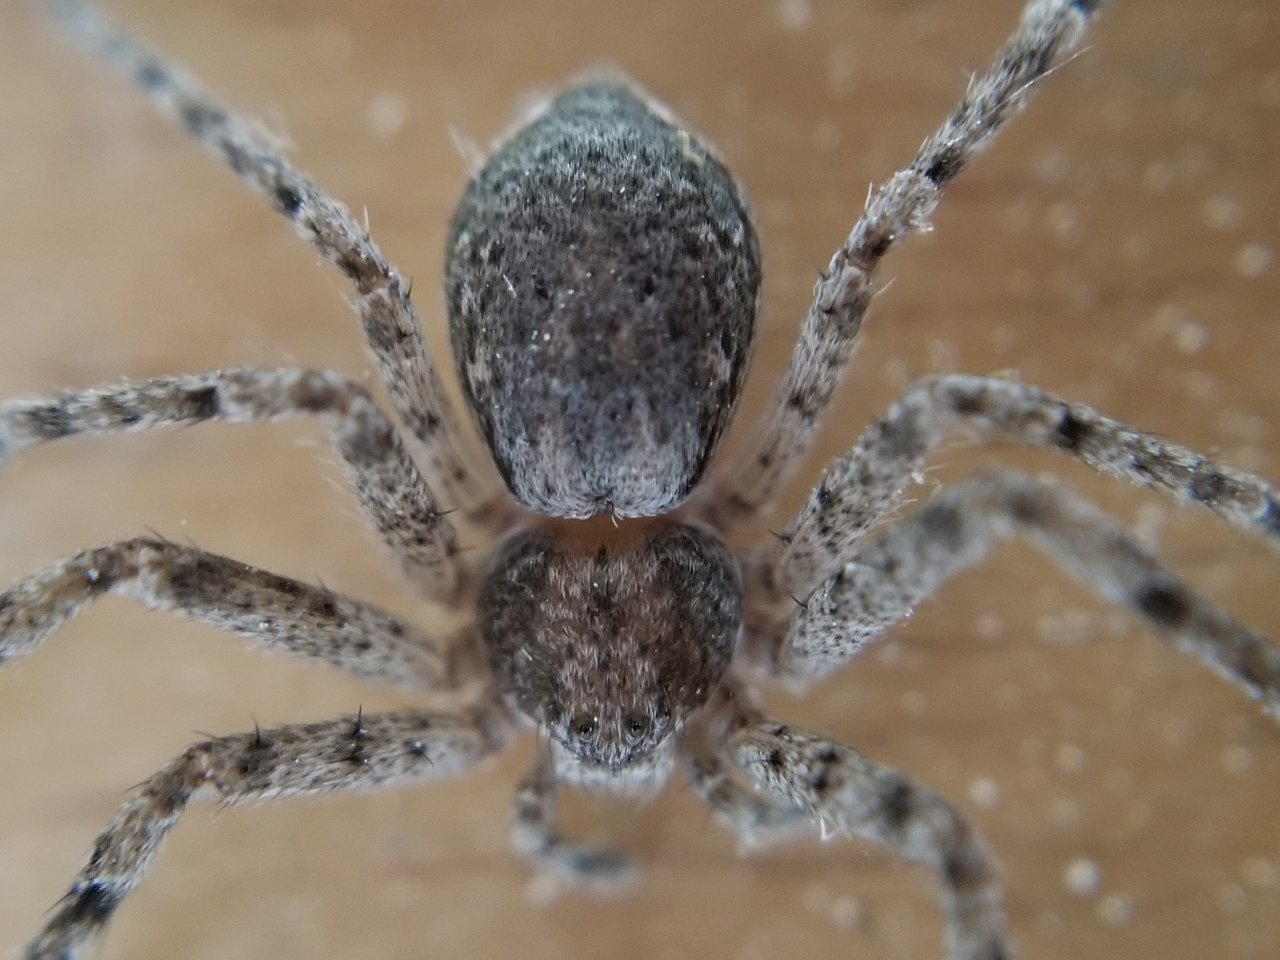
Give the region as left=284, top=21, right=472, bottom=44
left=1182, top=369, right=1217, bottom=401
left=1020, top=737, right=1046, bottom=765
left=968, top=777, right=1001, bottom=809
left=1234, top=242, right=1273, bottom=277
left=1005, top=267, right=1035, bottom=296
left=1101, top=97, right=1132, bottom=130
left=1109, top=684, right=1136, bottom=715
left=1050, top=796, right=1081, bottom=828
left=1064, top=857, right=1101, bottom=896
left=526, top=871, right=562, bottom=907
left=1097, top=894, right=1135, bottom=927
left=1159, top=715, right=1192, bottom=751
left=1174, top=87, right=1208, bottom=122
left=927, top=339, right=959, bottom=372
left=1037, top=608, right=1094, bottom=646
left=1216, top=407, right=1270, bottom=443
left=1132, top=501, right=1168, bottom=548
left=1103, top=767, right=1133, bottom=796
left=900, top=689, right=928, bottom=718
left=825, top=44, right=858, bottom=96
left=1044, top=202, right=1082, bottom=246
left=306, top=21, right=352, bottom=65
left=989, top=323, right=1017, bottom=352
left=366, top=90, right=410, bottom=141
left=1217, top=882, right=1247, bottom=914
left=776, top=0, right=813, bottom=31
left=875, top=638, right=906, bottom=667
left=1142, top=159, right=1175, bottom=193
left=1032, top=148, right=1071, bottom=184
left=830, top=895, right=863, bottom=931
left=1120, top=233, right=1152, bottom=265
left=997, top=682, right=1024, bottom=710
left=813, top=119, right=841, bottom=153
left=1055, top=742, right=1086, bottom=774
left=1221, top=743, right=1254, bottom=776
left=1258, top=72, right=1280, bottom=107
left=1173, top=320, right=1208, bottom=354
left=1242, top=857, right=1279, bottom=889
left=1201, top=195, right=1243, bottom=231
left=974, top=614, right=1004, bottom=642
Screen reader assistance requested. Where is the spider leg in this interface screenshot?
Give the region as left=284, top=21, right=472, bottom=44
left=0, top=368, right=463, bottom=601
left=43, top=0, right=503, bottom=525
left=510, top=747, right=635, bottom=891
left=687, top=743, right=813, bottom=850
left=683, top=680, right=816, bottom=851
left=23, top=708, right=504, bottom=960
left=712, top=721, right=1008, bottom=960
left=697, top=0, right=1105, bottom=532
left=766, top=375, right=1279, bottom=598
left=0, top=536, right=471, bottom=692
left=771, top=469, right=1280, bottom=722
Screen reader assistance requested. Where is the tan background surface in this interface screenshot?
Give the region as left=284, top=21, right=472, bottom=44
left=1, top=1, right=1277, bottom=958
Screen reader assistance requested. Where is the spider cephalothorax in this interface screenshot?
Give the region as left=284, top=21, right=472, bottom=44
left=2, top=2, right=1277, bottom=959
left=480, top=521, right=741, bottom=788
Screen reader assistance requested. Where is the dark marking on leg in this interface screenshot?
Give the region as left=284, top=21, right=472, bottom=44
left=1189, top=466, right=1226, bottom=503
left=1053, top=408, right=1089, bottom=452
left=922, top=144, right=964, bottom=186
left=949, top=386, right=983, bottom=416
left=56, top=882, right=122, bottom=930
left=136, top=59, right=167, bottom=91
left=942, top=848, right=984, bottom=889
left=918, top=502, right=966, bottom=551
left=179, top=100, right=227, bottom=137
left=1133, top=578, right=1191, bottom=629
left=27, top=405, right=76, bottom=440
left=274, top=184, right=302, bottom=216
left=183, top=385, right=221, bottom=420
left=882, top=780, right=913, bottom=831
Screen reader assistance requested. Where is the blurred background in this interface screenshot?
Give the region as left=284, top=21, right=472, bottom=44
left=0, top=1, right=1277, bottom=958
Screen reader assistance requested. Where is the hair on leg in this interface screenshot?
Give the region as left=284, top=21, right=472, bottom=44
left=766, top=375, right=1279, bottom=599
left=0, top=536, right=469, bottom=691
left=700, top=0, right=1106, bottom=532
left=43, top=0, right=503, bottom=523
left=23, top=708, right=503, bottom=960
left=772, top=469, right=1280, bottom=722
left=1, top=368, right=463, bottom=600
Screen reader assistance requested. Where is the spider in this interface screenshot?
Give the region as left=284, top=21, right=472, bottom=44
left=1, top=0, right=1277, bottom=958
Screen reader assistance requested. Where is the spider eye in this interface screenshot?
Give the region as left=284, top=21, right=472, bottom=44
left=572, top=716, right=597, bottom=739
left=625, top=714, right=649, bottom=737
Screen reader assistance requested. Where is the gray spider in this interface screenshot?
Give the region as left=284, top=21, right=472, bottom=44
left=1, top=1, right=1277, bottom=959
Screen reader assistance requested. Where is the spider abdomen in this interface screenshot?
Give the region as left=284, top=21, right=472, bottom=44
left=446, top=81, right=761, bottom=518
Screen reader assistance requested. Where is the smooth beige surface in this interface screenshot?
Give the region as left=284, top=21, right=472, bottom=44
left=1, top=1, right=1277, bottom=958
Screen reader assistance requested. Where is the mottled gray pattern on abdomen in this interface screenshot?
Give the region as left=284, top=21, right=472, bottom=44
left=447, top=83, right=760, bottom=518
